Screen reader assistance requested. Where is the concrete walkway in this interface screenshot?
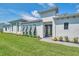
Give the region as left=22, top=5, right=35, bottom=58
left=40, top=37, right=79, bottom=47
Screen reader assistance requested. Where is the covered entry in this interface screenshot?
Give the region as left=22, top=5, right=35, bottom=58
left=44, top=23, right=52, bottom=37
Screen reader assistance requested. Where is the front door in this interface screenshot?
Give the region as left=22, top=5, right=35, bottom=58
left=44, top=24, right=52, bottom=37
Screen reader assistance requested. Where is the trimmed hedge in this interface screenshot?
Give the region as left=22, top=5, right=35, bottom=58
left=73, top=37, right=78, bottom=43
left=64, top=36, right=69, bottom=42
left=53, top=37, right=58, bottom=41
left=59, top=36, right=63, bottom=41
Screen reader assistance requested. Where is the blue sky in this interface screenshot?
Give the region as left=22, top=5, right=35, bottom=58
left=0, top=3, right=79, bottom=23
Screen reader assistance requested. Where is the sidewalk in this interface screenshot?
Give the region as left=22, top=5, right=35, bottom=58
left=40, top=37, right=79, bottom=47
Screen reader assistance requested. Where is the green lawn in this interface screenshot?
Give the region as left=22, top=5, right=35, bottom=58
left=0, top=33, right=79, bottom=56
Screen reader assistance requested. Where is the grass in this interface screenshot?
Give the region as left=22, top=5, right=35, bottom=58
left=0, top=33, right=79, bottom=56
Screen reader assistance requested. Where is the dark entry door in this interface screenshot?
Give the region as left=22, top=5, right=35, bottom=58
left=44, top=24, right=52, bottom=37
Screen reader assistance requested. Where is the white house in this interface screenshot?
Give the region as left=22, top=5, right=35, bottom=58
left=3, top=19, right=27, bottom=34
left=3, top=6, right=79, bottom=40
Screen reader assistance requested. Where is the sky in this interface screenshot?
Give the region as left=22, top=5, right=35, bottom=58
left=0, top=3, right=79, bottom=23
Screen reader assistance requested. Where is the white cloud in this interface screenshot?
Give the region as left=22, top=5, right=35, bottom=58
left=0, top=8, right=20, bottom=16
left=0, top=8, right=10, bottom=15
left=31, top=10, right=40, bottom=18
left=8, top=9, right=18, bottom=14
left=38, top=3, right=47, bottom=8
left=6, top=9, right=39, bottom=21
left=7, top=9, right=24, bottom=17
left=76, top=4, right=79, bottom=9
left=0, top=9, right=21, bottom=17
left=47, top=3, right=56, bottom=7
left=21, top=14, right=38, bottom=21
left=0, top=8, right=40, bottom=22
left=38, top=3, right=56, bottom=8
left=75, top=4, right=79, bottom=12
left=76, top=9, right=79, bottom=12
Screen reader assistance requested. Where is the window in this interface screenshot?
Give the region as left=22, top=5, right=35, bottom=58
left=5, top=27, right=7, bottom=31
left=64, top=22, right=69, bottom=30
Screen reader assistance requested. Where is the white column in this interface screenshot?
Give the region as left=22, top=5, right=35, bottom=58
left=27, top=26, right=30, bottom=35
left=52, top=18, right=56, bottom=37
left=31, top=26, right=33, bottom=36
left=16, top=22, right=19, bottom=33
left=15, top=23, right=17, bottom=33
left=43, top=25, right=45, bottom=37
left=48, top=25, right=50, bottom=36
left=32, top=26, right=35, bottom=36
left=26, top=25, right=28, bottom=35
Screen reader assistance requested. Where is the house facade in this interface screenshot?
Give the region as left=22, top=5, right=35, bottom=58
left=3, top=7, right=79, bottom=40
left=3, top=19, right=27, bottom=34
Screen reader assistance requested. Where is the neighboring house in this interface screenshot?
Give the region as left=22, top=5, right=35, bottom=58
left=3, top=6, right=79, bottom=40
left=3, top=24, right=11, bottom=33
left=3, top=19, right=27, bottom=34
left=0, top=23, right=6, bottom=32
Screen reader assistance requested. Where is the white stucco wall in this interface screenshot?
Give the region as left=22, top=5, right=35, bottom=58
left=3, top=28, right=8, bottom=33
left=18, top=25, right=23, bottom=34
left=3, top=24, right=23, bottom=35
left=21, top=22, right=44, bottom=38
left=54, top=17, right=79, bottom=39
left=36, top=25, right=44, bottom=38
left=12, top=25, right=17, bottom=33
left=3, top=26, right=12, bottom=33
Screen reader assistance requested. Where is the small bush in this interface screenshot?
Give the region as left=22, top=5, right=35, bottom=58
left=73, top=37, right=78, bottom=43
left=30, top=35, right=33, bottom=37
left=26, top=35, right=30, bottom=37
left=33, top=35, right=37, bottom=38
left=53, top=37, right=58, bottom=41
left=59, top=36, right=63, bottom=41
left=64, top=36, right=69, bottom=42
left=37, top=36, right=41, bottom=39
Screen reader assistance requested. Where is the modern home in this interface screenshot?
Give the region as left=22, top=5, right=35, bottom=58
left=0, top=23, right=6, bottom=32
left=3, top=6, right=79, bottom=40
left=3, top=19, right=27, bottom=34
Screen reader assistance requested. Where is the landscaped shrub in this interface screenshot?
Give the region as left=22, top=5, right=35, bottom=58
left=37, top=36, right=41, bottom=40
left=64, top=36, right=69, bottom=42
left=37, top=36, right=41, bottom=38
left=53, top=37, right=58, bottom=41
left=26, top=35, right=30, bottom=37
left=32, top=35, right=37, bottom=38
left=59, top=36, right=63, bottom=41
left=73, top=37, right=78, bottom=43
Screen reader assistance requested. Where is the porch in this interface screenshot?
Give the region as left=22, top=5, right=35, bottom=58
left=22, top=25, right=37, bottom=36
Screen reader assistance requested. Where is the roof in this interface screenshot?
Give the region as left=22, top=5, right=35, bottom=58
left=9, top=19, right=28, bottom=24
left=38, top=6, right=58, bottom=14
left=0, top=23, right=6, bottom=29
left=21, top=19, right=42, bottom=24
left=42, top=16, right=53, bottom=22
left=7, top=17, right=42, bottom=25
left=3, top=24, right=11, bottom=27
left=53, top=13, right=79, bottom=19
